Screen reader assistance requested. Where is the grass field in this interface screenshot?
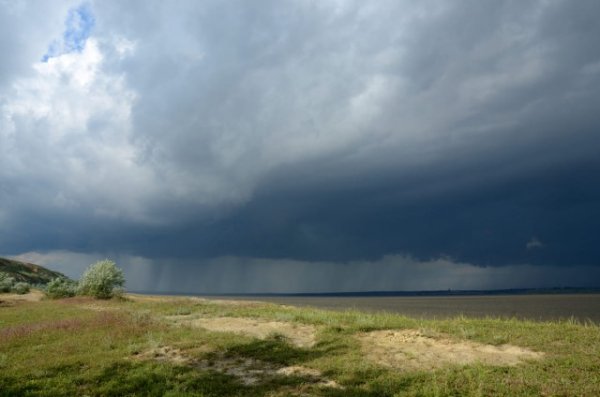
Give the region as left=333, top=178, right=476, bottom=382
left=1, top=291, right=599, bottom=396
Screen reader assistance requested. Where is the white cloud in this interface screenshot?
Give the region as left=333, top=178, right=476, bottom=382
left=0, top=1, right=76, bottom=87
left=527, top=237, right=544, bottom=250
left=0, top=36, right=164, bottom=223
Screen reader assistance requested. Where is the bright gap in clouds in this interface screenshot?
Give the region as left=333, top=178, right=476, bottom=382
left=42, top=2, right=95, bottom=62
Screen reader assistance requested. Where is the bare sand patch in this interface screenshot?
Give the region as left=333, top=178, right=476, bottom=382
left=359, top=329, right=543, bottom=371
left=169, top=316, right=317, bottom=348
left=134, top=346, right=341, bottom=388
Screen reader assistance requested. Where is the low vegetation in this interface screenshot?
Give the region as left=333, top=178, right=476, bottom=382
left=44, top=278, right=77, bottom=299
left=1, top=291, right=599, bottom=396
left=0, top=273, right=30, bottom=295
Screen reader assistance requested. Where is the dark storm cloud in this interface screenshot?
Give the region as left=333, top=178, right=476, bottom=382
left=101, top=152, right=599, bottom=267
left=2, top=1, right=600, bottom=291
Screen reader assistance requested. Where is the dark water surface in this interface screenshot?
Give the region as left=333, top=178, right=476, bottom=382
left=215, top=294, right=600, bottom=322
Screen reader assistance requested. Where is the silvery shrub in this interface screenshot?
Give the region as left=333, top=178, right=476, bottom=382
left=77, top=259, right=125, bottom=299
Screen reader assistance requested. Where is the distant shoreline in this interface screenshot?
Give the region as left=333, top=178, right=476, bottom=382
left=129, top=287, right=600, bottom=298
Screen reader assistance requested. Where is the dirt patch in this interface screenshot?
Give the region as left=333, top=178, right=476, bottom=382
left=169, top=316, right=317, bottom=348
left=359, top=329, right=544, bottom=371
left=0, top=290, right=44, bottom=304
left=133, top=346, right=194, bottom=365
left=134, top=346, right=341, bottom=388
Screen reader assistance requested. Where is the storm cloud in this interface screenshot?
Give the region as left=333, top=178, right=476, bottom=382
left=1, top=1, right=600, bottom=292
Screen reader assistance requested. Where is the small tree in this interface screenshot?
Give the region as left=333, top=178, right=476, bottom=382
left=45, top=277, right=77, bottom=299
left=77, top=259, right=125, bottom=299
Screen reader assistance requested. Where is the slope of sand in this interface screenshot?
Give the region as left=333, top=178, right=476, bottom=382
left=168, top=315, right=317, bottom=348
left=358, top=329, right=544, bottom=370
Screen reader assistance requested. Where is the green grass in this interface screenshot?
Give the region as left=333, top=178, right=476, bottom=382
left=1, top=293, right=599, bottom=396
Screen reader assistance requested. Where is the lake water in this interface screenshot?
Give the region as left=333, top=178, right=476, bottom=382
left=215, top=294, right=600, bottom=323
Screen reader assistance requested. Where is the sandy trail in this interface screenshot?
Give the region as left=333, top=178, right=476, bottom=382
left=126, top=293, right=263, bottom=307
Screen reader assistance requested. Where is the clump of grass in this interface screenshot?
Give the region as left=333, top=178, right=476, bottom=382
left=169, top=306, right=193, bottom=316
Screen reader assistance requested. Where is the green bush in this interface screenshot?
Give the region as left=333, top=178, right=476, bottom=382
left=0, top=272, right=15, bottom=293
left=11, top=282, right=30, bottom=295
left=45, top=277, right=77, bottom=299
left=77, top=259, right=125, bottom=299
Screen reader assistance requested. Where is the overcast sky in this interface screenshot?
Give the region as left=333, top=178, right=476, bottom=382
left=2, top=0, right=600, bottom=293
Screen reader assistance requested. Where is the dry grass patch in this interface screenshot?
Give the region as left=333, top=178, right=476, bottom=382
left=126, top=294, right=188, bottom=303
left=169, top=315, right=318, bottom=348
left=126, top=294, right=262, bottom=307
left=359, top=329, right=544, bottom=371
left=0, top=289, right=44, bottom=304
left=0, top=311, right=135, bottom=343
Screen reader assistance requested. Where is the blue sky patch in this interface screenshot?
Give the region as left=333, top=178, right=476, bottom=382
left=42, top=3, right=95, bottom=62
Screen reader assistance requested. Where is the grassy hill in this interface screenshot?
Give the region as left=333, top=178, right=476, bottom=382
left=0, top=257, right=68, bottom=285
left=1, top=292, right=599, bottom=396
